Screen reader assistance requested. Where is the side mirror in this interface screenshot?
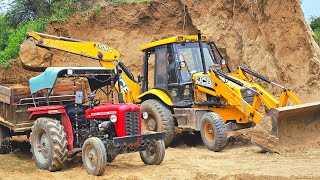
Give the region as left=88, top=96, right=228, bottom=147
left=138, top=75, right=143, bottom=83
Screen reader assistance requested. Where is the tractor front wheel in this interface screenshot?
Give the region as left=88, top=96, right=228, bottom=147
left=141, top=100, right=175, bottom=147
left=82, top=137, right=107, bottom=176
left=200, top=112, right=227, bottom=152
left=139, top=140, right=165, bottom=165
left=30, top=118, right=68, bottom=171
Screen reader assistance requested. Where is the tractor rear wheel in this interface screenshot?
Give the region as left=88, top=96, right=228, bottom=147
left=200, top=112, right=227, bottom=152
left=30, top=118, right=68, bottom=171
left=82, top=137, right=107, bottom=176
left=0, top=125, right=11, bottom=154
left=141, top=100, right=175, bottom=147
left=139, top=140, right=165, bottom=165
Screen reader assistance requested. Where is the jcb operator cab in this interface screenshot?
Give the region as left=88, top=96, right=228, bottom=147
left=139, top=35, right=228, bottom=107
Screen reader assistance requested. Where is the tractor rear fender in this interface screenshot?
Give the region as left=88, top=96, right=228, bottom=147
left=28, top=105, right=74, bottom=151
left=136, top=89, right=173, bottom=106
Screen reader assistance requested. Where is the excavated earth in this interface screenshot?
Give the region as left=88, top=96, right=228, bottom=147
left=1, top=0, right=320, bottom=179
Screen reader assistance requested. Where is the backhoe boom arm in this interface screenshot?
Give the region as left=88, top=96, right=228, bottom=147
left=26, top=31, right=120, bottom=62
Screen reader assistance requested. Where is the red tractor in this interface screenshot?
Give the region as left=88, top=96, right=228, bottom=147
left=27, top=67, right=165, bottom=176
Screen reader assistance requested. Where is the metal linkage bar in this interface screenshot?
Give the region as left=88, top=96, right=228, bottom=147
left=239, top=66, right=286, bottom=89
left=212, top=69, right=244, bottom=87
left=213, top=69, right=260, bottom=95
left=36, top=32, right=83, bottom=42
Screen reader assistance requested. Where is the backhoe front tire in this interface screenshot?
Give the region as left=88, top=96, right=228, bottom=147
left=141, top=100, right=175, bottom=147
left=139, top=140, right=165, bottom=165
left=200, top=112, right=227, bottom=152
left=82, top=137, right=107, bottom=176
left=30, top=118, right=68, bottom=171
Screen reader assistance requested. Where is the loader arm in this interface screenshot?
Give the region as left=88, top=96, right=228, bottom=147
left=236, top=67, right=302, bottom=108
left=233, top=66, right=320, bottom=153
left=207, top=70, right=264, bottom=124
left=25, top=31, right=141, bottom=103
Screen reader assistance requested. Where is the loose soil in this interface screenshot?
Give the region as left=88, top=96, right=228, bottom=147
left=1, top=135, right=320, bottom=180
left=0, top=0, right=320, bottom=179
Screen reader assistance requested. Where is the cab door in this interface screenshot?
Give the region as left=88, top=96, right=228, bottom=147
left=141, top=45, right=170, bottom=93
left=154, top=45, right=168, bottom=88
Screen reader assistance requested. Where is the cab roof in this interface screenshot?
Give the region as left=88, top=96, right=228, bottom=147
left=139, top=35, right=209, bottom=51
left=29, top=67, right=114, bottom=94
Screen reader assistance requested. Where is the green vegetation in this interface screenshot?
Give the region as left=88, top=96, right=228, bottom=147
left=49, top=0, right=90, bottom=22
left=94, top=6, right=102, bottom=16
left=0, top=0, right=91, bottom=67
left=0, top=0, right=151, bottom=67
left=113, top=0, right=151, bottom=2
left=0, top=18, right=46, bottom=67
left=310, top=16, right=320, bottom=46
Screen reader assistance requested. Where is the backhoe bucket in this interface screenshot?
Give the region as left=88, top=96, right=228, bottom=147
left=20, top=38, right=53, bottom=72
left=251, top=101, right=320, bottom=153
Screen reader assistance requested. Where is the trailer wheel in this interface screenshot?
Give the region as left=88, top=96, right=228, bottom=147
left=82, top=137, right=107, bottom=176
left=200, top=112, right=227, bottom=152
left=141, top=100, right=175, bottom=147
left=0, top=125, right=11, bottom=154
left=30, top=118, right=68, bottom=171
left=139, top=140, right=165, bottom=165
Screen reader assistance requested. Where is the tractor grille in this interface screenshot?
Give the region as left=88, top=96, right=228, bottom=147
left=240, top=87, right=257, bottom=105
left=125, top=110, right=140, bottom=136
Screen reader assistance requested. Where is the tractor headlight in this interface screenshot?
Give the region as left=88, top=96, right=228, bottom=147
left=142, top=112, right=148, bottom=120
left=110, top=115, right=117, bottom=123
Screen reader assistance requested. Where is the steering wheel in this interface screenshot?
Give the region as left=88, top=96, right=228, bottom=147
left=93, top=99, right=100, bottom=106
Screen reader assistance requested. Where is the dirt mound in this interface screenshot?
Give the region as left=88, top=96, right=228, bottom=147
left=0, top=60, right=38, bottom=84
left=181, top=0, right=320, bottom=102
left=6, top=0, right=319, bottom=102
left=43, top=0, right=198, bottom=76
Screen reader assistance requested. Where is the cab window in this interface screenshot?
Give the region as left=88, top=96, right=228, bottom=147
left=154, top=45, right=168, bottom=88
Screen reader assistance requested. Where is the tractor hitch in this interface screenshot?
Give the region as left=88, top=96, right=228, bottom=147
left=105, top=132, right=165, bottom=153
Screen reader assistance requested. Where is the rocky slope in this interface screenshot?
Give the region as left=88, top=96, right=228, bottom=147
left=2, top=0, right=319, bottom=101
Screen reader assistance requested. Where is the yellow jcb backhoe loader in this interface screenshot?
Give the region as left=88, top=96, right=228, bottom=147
left=22, top=31, right=320, bottom=153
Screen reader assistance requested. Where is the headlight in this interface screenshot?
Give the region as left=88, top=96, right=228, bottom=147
left=110, top=115, right=117, bottom=122
left=142, top=112, right=148, bottom=120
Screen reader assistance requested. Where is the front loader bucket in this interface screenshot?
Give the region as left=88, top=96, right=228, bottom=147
left=251, top=101, right=320, bottom=153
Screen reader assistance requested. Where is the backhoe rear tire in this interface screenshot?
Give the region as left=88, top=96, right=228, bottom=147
left=82, top=137, right=107, bottom=176
left=141, top=99, right=175, bottom=147
left=30, top=118, right=68, bottom=171
left=0, top=125, right=11, bottom=154
left=200, top=112, right=227, bottom=152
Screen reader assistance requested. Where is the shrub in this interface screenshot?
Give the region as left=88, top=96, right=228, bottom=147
left=0, top=18, right=47, bottom=67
